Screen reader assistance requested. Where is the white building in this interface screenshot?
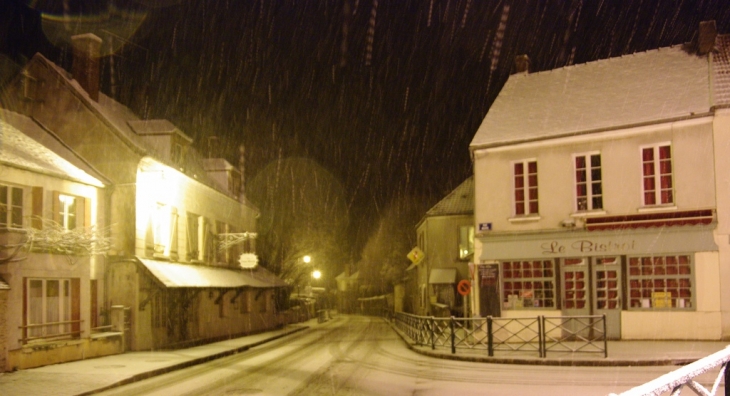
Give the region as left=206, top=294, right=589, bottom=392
left=469, top=23, right=730, bottom=340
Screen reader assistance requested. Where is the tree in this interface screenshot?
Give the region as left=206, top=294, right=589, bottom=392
left=357, top=197, right=429, bottom=296
left=247, top=157, right=350, bottom=290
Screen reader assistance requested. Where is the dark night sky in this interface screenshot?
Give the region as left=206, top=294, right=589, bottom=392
left=3, top=0, right=730, bottom=264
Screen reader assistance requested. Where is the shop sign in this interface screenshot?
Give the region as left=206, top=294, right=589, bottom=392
left=541, top=239, right=636, bottom=255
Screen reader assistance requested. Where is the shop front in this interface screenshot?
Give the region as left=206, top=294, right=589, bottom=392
left=474, top=224, right=720, bottom=340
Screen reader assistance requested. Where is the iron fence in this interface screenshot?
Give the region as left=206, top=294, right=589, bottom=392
left=611, top=345, right=730, bottom=396
left=393, top=312, right=606, bottom=358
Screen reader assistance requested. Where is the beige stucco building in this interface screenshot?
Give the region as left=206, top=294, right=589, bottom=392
left=1, top=33, right=287, bottom=358
left=0, top=109, right=120, bottom=370
left=469, top=25, right=730, bottom=340
left=408, top=177, right=474, bottom=317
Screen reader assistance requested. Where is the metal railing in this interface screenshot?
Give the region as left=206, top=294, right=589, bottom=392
left=393, top=312, right=606, bottom=358
left=19, top=320, right=84, bottom=344
left=611, top=345, right=730, bottom=396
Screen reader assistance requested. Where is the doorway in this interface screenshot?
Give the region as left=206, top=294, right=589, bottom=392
left=560, top=257, right=622, bottom=340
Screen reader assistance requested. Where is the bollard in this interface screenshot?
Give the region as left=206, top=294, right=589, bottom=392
left=450, top=316, right=456, bottom=354
left=487, top=316, right=494, bottom=357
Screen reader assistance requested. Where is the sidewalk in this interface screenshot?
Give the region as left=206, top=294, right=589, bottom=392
left=0, top=317, right=728, bottom=396
left=0, top=323, right=310, bottom=396
left=388, top=321, right=729, bottom=367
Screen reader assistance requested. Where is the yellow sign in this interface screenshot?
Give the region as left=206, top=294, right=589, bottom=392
left=652, top=292, right=671, bottom=308
left=407, top=247, right=425, bottom=264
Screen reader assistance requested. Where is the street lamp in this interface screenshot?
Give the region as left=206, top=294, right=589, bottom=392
left=303, top=255, right=311, bottom=264
left=312, top=269, right=322, bottom=280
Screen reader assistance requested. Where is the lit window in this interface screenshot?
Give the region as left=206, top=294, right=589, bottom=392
left=0, top=185, right=23, bottom=228
left=642, top=144, right=673, bottom=206
left=627, top=255, right=693, bottom=310
left=151, top=203, right=177, bottom=258
left=514, top=160, right=538, bottom=215
left=502, top=260, right=555, bottom=309
left=575, top=153, right=603, bottom=211
left=26, top=278, right=75, bottom=342
left=58, top=194, right=77, bottom=230
left=458, top=225, right=474, bottom=259
left=186, top=213, right=202, bottom=261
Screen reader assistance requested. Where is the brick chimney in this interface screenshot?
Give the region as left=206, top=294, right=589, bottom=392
left=71, top=33, right=102, bottom=101
left=698, top=20, right=717, bottom=55
left=513, top=54, right=530, bottom=74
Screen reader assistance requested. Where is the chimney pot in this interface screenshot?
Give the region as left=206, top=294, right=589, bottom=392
left=71, top=33, right=102, bottom=101
left=513, top=54, right=530, bottom=74
left=698, top=20, right=717, bottom=55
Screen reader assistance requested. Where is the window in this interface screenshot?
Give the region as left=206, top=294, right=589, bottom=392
left=501, top=260, right=555, bottom=309
left=186, top=213, right=202, bottom=261
left=642, top=144, right=673, bottom=206
left=152, top=292, right=167, bottom=328
left=58, top=194, right=76, bottom=230
left=628, top=255, right=693, bottom=309
left=514, top=160, right=538, bottom=215
left=0, top=185, right=23, bottom=228
left=458, top=225, right=474, bottom=259
left=240, top=290, right=251, bottom=314
left=26, top=278, right=78, bottom=341
left=575, top=153, right=603, bottom=211
left=150, top=203, right=178, bottom=258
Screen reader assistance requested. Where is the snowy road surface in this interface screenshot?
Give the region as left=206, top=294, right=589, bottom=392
left=96, top=315, right=716, bottom=396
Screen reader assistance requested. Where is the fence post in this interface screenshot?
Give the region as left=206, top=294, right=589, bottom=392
left=724, top=362, right=730, bottom=396
left=539, top=315, right=545, bottom=358
left=487, top=316, right=494, bottom=357
left=602, top=314, right=608, bottom=358
left=450, top=316, right=456, bottom=354
left=431, top=316, right=436, bottom=349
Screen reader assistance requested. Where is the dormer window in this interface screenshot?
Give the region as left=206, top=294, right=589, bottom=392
left=171, top=142, right=183, bottom=164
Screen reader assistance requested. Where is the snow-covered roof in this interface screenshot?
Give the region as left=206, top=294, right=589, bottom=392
left=425, top=177, right=474, bottom=216
left=0, top=276, right=8, bottom=290
left=0, top=109, right=105, bottom=187
left=471, top=44, right=717, bottom=149
left=138, top=258, right=287, bottom=288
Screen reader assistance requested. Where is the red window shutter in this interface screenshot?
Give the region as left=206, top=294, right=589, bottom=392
left=32, top=187, right=43, bottom=229
left=51, top=191, right=61, bottom=224
left=71, top=278, right=81, bottom=336
left=90, top=279, right=98, bottom=328
left=22, top=277, right=27, bottom=342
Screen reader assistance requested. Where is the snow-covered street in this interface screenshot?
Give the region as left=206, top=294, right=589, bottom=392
left=91, top=315, right=712, bottom=396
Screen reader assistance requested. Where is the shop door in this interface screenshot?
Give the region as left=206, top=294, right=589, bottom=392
left=593, top=257, right=622, bottom=340
left=560, top=258, right=591, bottom=338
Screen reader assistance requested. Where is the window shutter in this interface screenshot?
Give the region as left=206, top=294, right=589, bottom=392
left=22, top=277, right=28, bottom=342
left=90, top=279, right=98, bottom=329
left=32, top=187, right=43, bottom=229
left=169, top=207, right=179, bottom=259
left=52, top=190, right=60, bottom=224
left=71, top=278, right=81, bottom=335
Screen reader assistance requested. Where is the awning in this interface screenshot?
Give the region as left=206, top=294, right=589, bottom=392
left=0, top=276, right=9, bottom=290
left=138, top=258, right=288, bottom=289
left=429, top=268, right=457, bottom=284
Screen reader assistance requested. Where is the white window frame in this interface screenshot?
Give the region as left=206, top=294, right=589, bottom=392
left=640, top=143, right=674, bottom=207
left=458, top=225, right=474, bottom=260
left=0, top=184, right=24, bottom=228
left=573, top=152, right=603, bottom=212
left=152, top=203, right=177, bottom=258
left=512, top=159, right=539, bottom=216
left=27, top=278, right=72, bottom=339
left=58, top=194, right=77, bottom=231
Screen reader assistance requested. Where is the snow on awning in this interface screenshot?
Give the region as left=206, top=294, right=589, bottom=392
left=0, top=276, right=9, bottom=290
left=429, top=268, right=457, bottom=284
left=137, top=258, right=287, bottom=289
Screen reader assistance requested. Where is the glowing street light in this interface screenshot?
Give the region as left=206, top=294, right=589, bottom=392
left=303, top=255, right=311, bottom=263
left=312, top=269, right=322, bottom=280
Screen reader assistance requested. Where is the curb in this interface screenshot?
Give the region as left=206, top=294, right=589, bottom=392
left=384, top=319, right=690, bottom=367
left=75, top=325, right=309, bottom=396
